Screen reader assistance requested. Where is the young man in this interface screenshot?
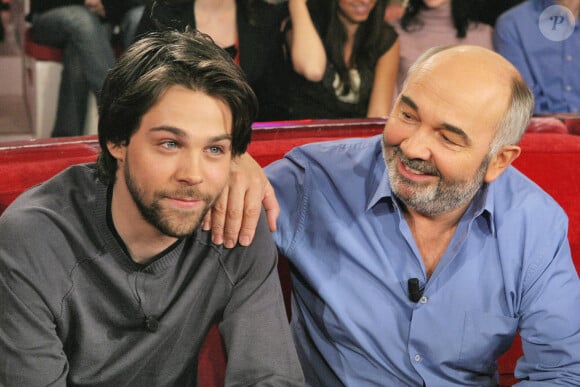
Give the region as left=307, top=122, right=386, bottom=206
left=0, top=30, right=303, bottom=386
left=211, top=45, right=580, bottom=384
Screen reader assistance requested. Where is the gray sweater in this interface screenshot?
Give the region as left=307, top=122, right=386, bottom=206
left=0, top=163, right=303, bottom=386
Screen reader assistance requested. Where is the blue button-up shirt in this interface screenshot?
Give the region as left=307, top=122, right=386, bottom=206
left=266, top=135, right=580, bottom=386
left=494, top=0, right=580, bottom=114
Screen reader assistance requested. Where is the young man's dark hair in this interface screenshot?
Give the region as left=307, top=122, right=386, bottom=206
left=97, top=29, right=258, bottom=185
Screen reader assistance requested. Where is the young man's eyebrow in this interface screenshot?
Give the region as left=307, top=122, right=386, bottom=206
left=149, top=127, right=233, bottom=143
left=208, top=134, right=233, bottom=143
left=150, top=126, right=188, bottom=137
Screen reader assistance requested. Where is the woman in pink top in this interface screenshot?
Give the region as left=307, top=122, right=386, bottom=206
left=394, top=0, right=493, bottom=91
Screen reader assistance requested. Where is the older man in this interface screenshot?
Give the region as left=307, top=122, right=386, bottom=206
left=213, top=45, right=580, bottom=385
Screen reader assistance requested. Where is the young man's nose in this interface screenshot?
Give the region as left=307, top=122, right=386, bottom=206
left=175, top=152, right=204, bottom=185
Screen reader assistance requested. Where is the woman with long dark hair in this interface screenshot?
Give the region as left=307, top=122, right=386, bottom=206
left=135, top=0, right=288, bottom=121
left=281, top=0, right=399, bottom=119
left=395, top=0, right=493, bottom=90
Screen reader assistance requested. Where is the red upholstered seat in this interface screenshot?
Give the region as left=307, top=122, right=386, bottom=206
left=2, top=118, right=580, bottom=386
left=24, top=28, right=63, bottom=61
left=22, top=28, right=123, bottom=138
left=525, top=117, right=569, bottom=134
left=24, top=27, right=124, bottom=61
left=565, top=117, right=580, bottom=135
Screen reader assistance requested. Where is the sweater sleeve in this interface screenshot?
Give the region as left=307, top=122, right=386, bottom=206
left=0, top=209, right=69, bottom=386
left=218, top=211, right=304, bottom=385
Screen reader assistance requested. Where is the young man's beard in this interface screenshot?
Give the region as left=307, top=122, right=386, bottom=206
left=124, top=159, right=217, bottom=238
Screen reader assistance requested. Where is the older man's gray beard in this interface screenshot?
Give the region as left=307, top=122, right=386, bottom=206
left=381, top=140, right=490, bottom=217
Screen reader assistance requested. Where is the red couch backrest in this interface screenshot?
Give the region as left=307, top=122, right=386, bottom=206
left=2, top=118, right=580, bottom=386
left=0, top=138, right=101, bottom=213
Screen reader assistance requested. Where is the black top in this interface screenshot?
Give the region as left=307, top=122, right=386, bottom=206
left=30, top=0, right=134, bottom=24
left=136, top=0, right=289, bottom=121
left=279, top=2, right=398, bottom=120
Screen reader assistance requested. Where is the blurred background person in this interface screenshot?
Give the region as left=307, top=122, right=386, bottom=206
left=279, top=0, right=399, bottom=119
left=120, top=0, right=146, bottom=48
left=384, top=0, right=405, bottom=22
left=135, top=0, right=288, bottom=121
left=394, top=0, right=493, bottom=91
left=27, top=0, right=141, bottom=137
left=494, top=0, right=579, bottom=115
left=0, top=1, right=9, bottom=42
left=475, top=0, right=524, bottom=26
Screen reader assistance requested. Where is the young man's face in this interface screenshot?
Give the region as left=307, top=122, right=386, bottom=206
left=109, top=85, right=233, bottom=238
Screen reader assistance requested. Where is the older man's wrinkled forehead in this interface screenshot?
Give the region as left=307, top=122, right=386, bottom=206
left=402, top=45, right=518, bottom=116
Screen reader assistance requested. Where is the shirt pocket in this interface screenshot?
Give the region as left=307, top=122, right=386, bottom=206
left=458, top=311, right=518, bottom=373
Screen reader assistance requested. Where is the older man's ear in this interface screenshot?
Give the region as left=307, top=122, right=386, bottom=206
left=484, top=145, right=521, bottom=183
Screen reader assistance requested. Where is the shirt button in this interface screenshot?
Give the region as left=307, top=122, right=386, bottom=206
left=566, top=85, right=572, bottom=92
left=566, top=55, right=573, bottom=61
left=414, top=354, right=421, bottom=362
left=145, top=316, right=160, bottom=332
left=420, top=296, right=428, bottom=304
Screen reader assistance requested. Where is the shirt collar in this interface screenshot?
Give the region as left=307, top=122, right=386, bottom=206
left=466, top=182, right=495, bottom=235
left=366, top=148, right=495, bottom=234
left=366, top=142, right=395, bottom=211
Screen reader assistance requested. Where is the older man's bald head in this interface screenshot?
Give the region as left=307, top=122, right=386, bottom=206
left=401, top=45, right=534, bottom=150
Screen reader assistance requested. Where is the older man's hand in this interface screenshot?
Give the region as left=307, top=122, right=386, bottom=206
left=203, top=153, right=279, bottom=248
